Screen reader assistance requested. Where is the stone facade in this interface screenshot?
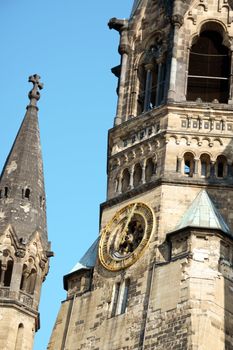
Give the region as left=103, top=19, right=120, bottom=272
left=48, top=1, right=233, bottom=349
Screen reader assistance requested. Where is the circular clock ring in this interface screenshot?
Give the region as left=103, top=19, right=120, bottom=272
left=99, top=202, right=155, bottom=271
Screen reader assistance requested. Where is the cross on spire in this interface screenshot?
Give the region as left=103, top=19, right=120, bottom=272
left=28, top=74, right=44, bottom=107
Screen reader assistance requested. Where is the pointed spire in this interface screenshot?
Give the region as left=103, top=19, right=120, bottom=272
left=175, top=190, right=231, bottom=235
left=0, top=75, right=48, bottom=247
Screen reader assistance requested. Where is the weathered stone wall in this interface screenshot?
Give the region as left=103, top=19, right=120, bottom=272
left=0, top=307, right=35, bottom=350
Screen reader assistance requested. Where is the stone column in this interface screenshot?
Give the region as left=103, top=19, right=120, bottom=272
left=10, top=261, right=24, bottom=292
left=0, top=266, right=6, bottom=286
left=155, top=62, right=162, bottom=106
left=118, top=174, right=122, bottom=194
left=21, top=271, right=29, bottom=292
left=128, top=67, right=138, bottom=118
left=177, top=157, right=182, bottom=173
left=115, top=53, right=128, bottom=125
left=184, top=48, right=190, bottom=97
left=33, top=270, right=43, bottom=308
left=141, top=161, right=146, bottom=184
left=167, top=13, right=184, bottom=101
left=129, top=166, right=134, bottom=190
left=228, top=48, right=233, bottom=104
left=194, top=158, right=199, bottom=175
left=143, top=64, right=153, bottom=111
left=114, top=27, right=129, bottom=126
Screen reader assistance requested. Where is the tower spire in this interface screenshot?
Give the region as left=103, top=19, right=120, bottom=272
left=0, top=74, right=47, bottom=246
left=0, top=75, right=51, bottom=350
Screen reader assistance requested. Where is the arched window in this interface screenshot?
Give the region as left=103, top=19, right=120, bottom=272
left=145, top=158, right=155, bottom=182
left=200, top=154, right=210, bottom=178
left=4, top=259, right=13, bottom=287
left=143, top=62, right=159, bottom=111
left=121, top=169, right=130, bottom=192
left=138, top=42, right=167, bottom=114
left=216, top=155, right=227, bottom=178
left=26, top=269, right=37, bottom=295
left=20, top=264, right=27, bottom=291
left=20, top=265, right=37, bottom=294
left=15, top=324, right=24, bottom=350
left=133, top=164, right=142, bottom=187
left=183, top=153, right=194, bottom=177
left=187, top=25, right=230, bottom=103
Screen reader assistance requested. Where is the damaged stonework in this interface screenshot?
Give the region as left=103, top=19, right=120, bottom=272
left=20, top=203, right=31, bottom=214
left=5, top=161, right=17, bottom=175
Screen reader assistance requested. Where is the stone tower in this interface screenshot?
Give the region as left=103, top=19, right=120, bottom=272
left=0, top=75, right=52, bottom=350
left=48, top=1, right=233, bottom=349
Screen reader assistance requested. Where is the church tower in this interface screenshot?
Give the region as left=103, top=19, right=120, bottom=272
left=48, top=1, right=233, bottom=349
left=0, top=75, right=52, bottom=350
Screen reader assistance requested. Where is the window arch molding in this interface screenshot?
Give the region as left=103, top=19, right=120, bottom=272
left=186, top=20, right=231, bottom=103
left=180, top=150, right=196, bottom=159
left=194, top=20, right=229, bottom=44
left=182, top=151, right=196, bottom=177
left=200, top=153, right=211, bottom=178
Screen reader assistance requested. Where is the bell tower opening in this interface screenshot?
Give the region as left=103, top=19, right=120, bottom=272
left=138, top=40, right=167, bottom=115
left=187, top=23, right=230, bottom=103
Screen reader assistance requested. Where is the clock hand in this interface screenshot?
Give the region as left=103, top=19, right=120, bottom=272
left=122, top=203, right=137, bottom=235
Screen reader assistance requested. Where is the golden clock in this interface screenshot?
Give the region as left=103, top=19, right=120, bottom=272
left=99, top=202, right=155, bottom=271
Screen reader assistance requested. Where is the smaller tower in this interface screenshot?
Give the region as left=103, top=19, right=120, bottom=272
left=0, top=75, right=52, bottom=350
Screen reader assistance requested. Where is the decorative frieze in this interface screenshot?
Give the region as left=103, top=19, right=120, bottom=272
left=111, top=122, right=160, bottom=156
left=180, top=115, right=233, bottom=133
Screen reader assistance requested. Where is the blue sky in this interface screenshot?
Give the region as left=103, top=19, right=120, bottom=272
left=0, top=1, right=133, bottom=349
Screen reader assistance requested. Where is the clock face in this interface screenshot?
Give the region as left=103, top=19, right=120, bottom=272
left=99, top=202, right=155, bottom=271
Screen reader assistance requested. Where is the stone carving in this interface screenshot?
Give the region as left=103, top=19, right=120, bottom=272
left=171, top=14, right=184, bottom=27
left=144, top=32, right=167, bottom=64
left=28, top=74, right=43, bottom=107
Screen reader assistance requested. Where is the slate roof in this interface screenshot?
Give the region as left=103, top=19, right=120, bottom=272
left=69, top=237, right=99, bottom=274
left=175, top=190, right=231, bottom=234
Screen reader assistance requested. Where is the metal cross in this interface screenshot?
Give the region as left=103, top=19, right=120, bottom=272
left=28, top=74, right=44, bottom=107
